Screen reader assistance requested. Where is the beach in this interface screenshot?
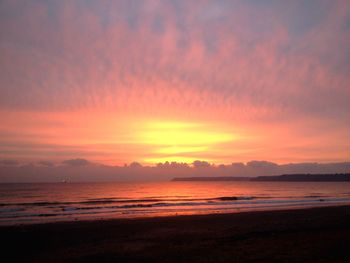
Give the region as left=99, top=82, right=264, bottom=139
left=1, top=205, right=350, bottom=262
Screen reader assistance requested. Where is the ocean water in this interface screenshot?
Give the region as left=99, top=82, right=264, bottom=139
left=1, top=181, right=350, bottom=225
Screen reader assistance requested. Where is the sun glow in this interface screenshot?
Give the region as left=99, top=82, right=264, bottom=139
left=144, top=156, right=205, bottom=164
left=135, top=121, right=238, bottom=164
left=156, top=146, right=208, bottom=154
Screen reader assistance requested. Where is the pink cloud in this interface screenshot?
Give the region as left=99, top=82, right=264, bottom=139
left=0, top=0, right=349, bottom=164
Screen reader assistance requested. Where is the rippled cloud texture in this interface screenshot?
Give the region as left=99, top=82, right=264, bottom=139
left=0, top=0, right=349, bottom=166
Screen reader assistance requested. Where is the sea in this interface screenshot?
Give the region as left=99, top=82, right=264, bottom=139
left=1, top=181, right=350, bottom=225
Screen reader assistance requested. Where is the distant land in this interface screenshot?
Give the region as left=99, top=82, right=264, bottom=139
left=172, top=177, right=251, bottom=181
left=172, top=173, right=350, bottom=182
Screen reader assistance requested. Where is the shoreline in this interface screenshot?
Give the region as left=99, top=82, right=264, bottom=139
left=2, top=199, right=350, bottom=226
left=2, top=205, right=350, bottom=262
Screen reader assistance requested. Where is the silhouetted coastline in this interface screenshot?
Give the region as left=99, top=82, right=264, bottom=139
left=172, top=176, right=251, bottom=181
left=172, top=173, right=350, bottom=182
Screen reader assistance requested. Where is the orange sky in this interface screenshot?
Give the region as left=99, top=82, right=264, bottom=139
left=0, top=0, right=349, bottom=165
left=1, top=109, right=349, bottom=165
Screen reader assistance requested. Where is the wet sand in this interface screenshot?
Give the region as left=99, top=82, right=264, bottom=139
left=1, top=205, right=350, bottom=262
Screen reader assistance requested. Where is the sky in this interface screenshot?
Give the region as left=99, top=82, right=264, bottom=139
left=0, top=0, right=350, bottom=166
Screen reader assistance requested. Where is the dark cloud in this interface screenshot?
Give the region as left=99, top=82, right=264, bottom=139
left=37, top=160, right=55, bottom=167
left=157, top=161, right=190, bottom=169
left=1, top=159, right=349, bottom=182
left=193, top=160, right=211, bottom=168
left=247, top=161, right=279, bottom=169
left=0, top=159, right=19, bottom=166
left=128, top=162, right=143, bottom=169
left=62, top=158, right=91, bottom=167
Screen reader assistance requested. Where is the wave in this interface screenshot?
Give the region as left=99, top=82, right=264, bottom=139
left=3, top=197, right=350, bottom=220
left=1, top=197, right=350, bottom=224
left=63, top=197, right=350, bottom=212
left=304, top=195, right=324, bottom=198
left=0, top=207, right=25, bottom=213
left=0, top=196, right=257, bottom=207
left=216, top=196, right=254, bottom=201
left=1, top=195, right=348, bottom=211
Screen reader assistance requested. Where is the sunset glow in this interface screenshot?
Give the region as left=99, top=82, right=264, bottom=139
left=0, top=3, right=350, bottom=263
left=1, top=2, right=350, bottom=261
left=136, top=121, right=236, bottom=163
left=0, top=0, right=349, bottom=167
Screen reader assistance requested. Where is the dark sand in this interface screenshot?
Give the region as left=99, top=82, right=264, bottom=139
left=2, top=206, right=350, bottom=263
